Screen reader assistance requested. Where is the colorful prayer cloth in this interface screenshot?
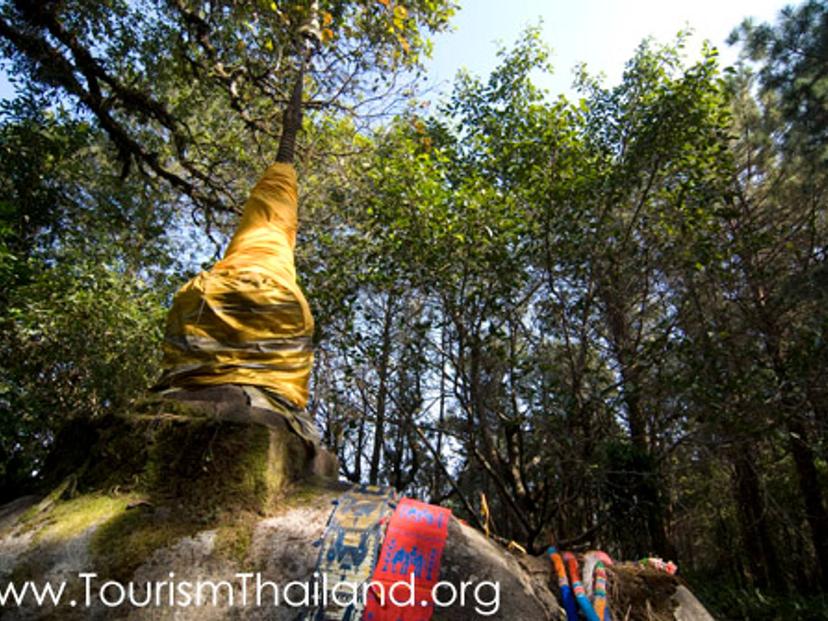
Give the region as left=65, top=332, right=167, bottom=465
left=593, top=561, right=610, bottom=621
left=154, top=163, right=315, bottom=417
left=363, top=498, right=452, bottom=621
left=639, top=557, right=678, bottom=575
left=548, top=547, right=579, bottom=621
left=583, top=550, right=614, bottom=598
left=308, top=485, right=397, bottom=621
left=564, top=551, right=601, bottom=621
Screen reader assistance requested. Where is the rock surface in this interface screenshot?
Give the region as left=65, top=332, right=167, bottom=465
left=0, top=491, right=566, bottom=620
left=0, top=400, right=717, bottom=620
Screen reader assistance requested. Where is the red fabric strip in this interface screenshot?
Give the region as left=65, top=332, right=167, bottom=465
left=363, top=498, right=452, bottom=621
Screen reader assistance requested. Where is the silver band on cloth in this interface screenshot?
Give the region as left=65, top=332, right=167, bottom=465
left=181, top=301, right=302, bottom=318
left=244, top=386, right=321, bottom=446
left=164, top=334, right=312, bottom=355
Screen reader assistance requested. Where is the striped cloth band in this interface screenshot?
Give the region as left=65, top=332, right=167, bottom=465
left=593, top=561, right=610, bottom=621
left=564, top=552, right=601, bottom=621
left=548, top=547, right=579, bottom=621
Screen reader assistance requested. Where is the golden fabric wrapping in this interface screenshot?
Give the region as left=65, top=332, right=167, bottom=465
left=154, top=163, right=314, bottom=410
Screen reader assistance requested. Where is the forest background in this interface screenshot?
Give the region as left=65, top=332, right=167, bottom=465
left=1, top=1, right=827, bottom=618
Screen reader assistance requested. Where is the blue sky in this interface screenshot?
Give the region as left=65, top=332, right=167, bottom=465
left=423, top=0, right=792, bottom=99
left=0, top=0, right=791, bottom=102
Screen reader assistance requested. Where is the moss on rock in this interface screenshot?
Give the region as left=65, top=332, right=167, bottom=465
left=213, top=513, right=258, bottom=564
left=90, top=506, right=202, bottom=583
left=34, top=493, right=138, bottom=544
left=4, top=393, right=336, bottom=593
left=147, top=418, right=274, bottom=514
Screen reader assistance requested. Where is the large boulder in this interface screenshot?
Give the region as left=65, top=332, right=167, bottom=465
left=0, top=396, right=715, bottom=620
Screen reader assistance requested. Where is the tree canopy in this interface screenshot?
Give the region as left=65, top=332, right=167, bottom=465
left=1, top=2, right=828, bottom=618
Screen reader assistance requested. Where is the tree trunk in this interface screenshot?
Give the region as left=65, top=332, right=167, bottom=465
left=786, top=413, right=828, bottom=590
left=730, top=449, right=785, bottom=590
left=369, top=296, right=394, bottom=485
left=602, top=279, right=668, bottom=555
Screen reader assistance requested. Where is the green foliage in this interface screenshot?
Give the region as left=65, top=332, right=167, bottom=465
left=0, top=1, right=827, bottom=609
left=0, top=100, right=92, bottom=273
left=730, top=0, right=828, bottom=158
left=0, top=0, right=457, bottom=218
left=692, top=582, right=828, bottom=621
left=0, top=257, right=168, bottom=496
left=0, top=100, right=178, bottom=500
